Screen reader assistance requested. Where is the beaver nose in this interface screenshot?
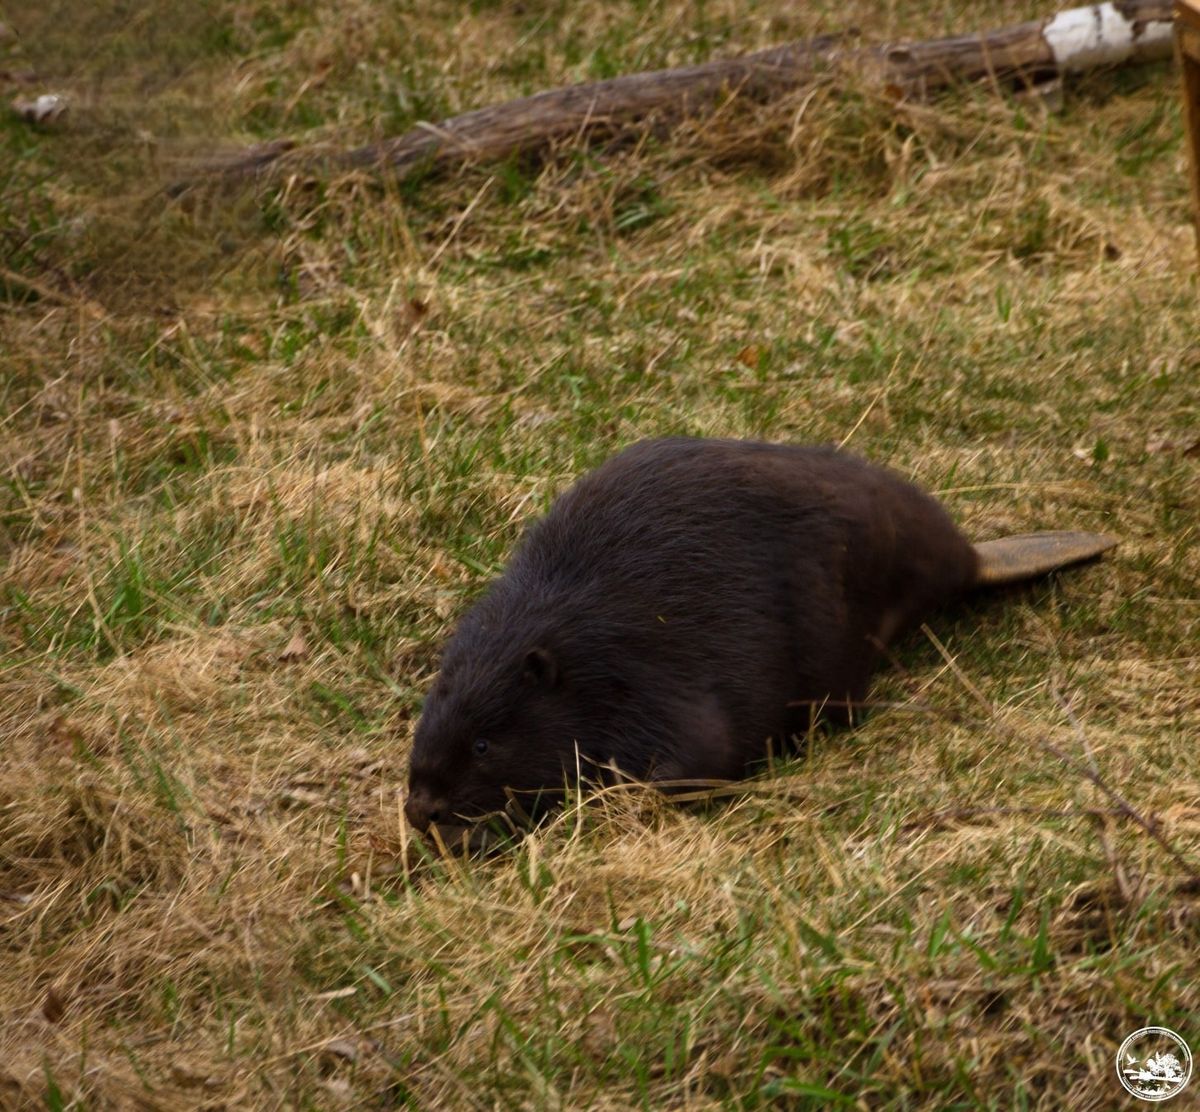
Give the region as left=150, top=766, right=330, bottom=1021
left=404, top=788, right=447, bottom=831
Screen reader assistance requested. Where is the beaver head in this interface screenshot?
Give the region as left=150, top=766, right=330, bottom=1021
left=405, top=629, right=600, bottom=835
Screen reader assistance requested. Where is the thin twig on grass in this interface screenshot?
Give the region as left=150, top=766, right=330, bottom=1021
left=900, top=805, right=1132, bottom=831
left=0, top=264, right=106, bottom=318
left=915, top=624, right=1200, bottom=886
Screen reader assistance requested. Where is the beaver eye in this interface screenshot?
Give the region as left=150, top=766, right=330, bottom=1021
left=473, top=738, right=489, bottom=755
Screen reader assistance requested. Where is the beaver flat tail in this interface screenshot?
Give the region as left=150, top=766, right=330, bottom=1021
left=972, top=531, right=1119, bottom=587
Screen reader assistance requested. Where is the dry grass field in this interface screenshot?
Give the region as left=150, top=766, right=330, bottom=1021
left=2, top=1, right=1199, bottom=1107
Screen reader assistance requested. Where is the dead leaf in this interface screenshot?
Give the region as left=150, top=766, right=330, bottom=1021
left=514, top=406, right=557, bottom=429
left=345, top=748, right=383, bottom=778
left=279, top=628, right=309, bottom=662
left=581, top=1008, right=617, bottom=1058
left=170, top=1061, right=220, bottom=1088
left=736, top=345, right=761, bottom=370
left=395, top=297, right=430, bottom=335
left=323, top=1038, right=359, bottom=1063
left=321, top=1078, right=354, bottom=1101
left=1146, top=434, right=1200, bottom=457
left=1013, top=77, right=1064, bottom=113
left=47, top=715, right=83, bottom=750
left=279, top=787, right=323, bottom=807
left=433, top=590, right=456, bottom=620
left=41, top=985, right=66, bottom=1023
left=236, top=332, right=265, bottom=358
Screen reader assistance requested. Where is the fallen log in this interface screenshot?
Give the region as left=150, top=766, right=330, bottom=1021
left=173, top=1, right=1175, bottom=193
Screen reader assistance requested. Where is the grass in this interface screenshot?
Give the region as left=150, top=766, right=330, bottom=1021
left=2, top=0, right=1199, bottom=1107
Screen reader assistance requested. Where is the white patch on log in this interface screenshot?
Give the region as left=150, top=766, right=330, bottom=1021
left=1043, top=3, right=1173, bottom=72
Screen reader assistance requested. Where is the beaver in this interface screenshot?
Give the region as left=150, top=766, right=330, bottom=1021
left=404, top=438, right=1116, bottom=834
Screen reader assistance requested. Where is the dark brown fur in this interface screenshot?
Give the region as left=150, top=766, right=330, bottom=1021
left=405, top=438, right=979, bottom=832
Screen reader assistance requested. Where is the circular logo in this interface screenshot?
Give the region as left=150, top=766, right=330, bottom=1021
left=1117, top=1027, right=1192, bottom=1102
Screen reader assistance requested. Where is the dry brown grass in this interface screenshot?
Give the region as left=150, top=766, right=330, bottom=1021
left=2, top=0, right=1199, bottom=1107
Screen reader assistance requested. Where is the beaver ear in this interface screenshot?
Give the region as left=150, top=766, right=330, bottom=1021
left=522, top=647, right=560, bottom=689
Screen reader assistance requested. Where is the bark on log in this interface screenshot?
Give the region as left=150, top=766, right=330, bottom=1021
left=1176, top=0, right=1200, bottom=260
left=174, top=1, right=1175, bottom=193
